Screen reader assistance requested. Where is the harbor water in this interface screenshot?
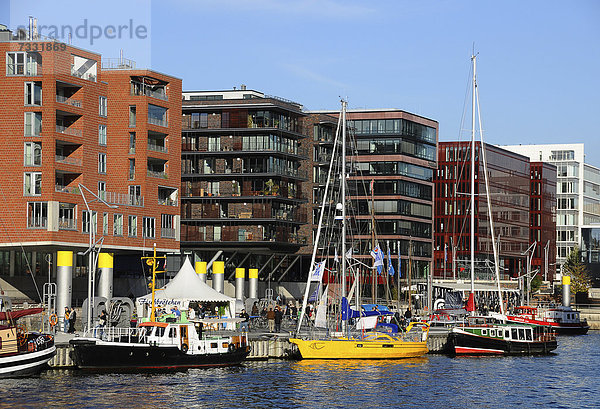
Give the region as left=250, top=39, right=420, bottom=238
left=2, top=332, right=598, bottom=409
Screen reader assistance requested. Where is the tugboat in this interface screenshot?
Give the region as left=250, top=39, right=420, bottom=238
left=451, top=315, right=557, bottom=355
left=0, top=308, right=56, bottom=377
left=70, top=248, right=250, bottom=370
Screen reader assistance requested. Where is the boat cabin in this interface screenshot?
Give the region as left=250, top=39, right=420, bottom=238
left=544, top=307, right=582, bottom=324
left=139, top=322, right=233, bottom=355
left=0, top=327, right=18, bottom=355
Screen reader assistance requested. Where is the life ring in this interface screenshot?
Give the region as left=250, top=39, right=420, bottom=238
left=49, top=314, right=58, bottom=327
left=228, top=343, right=236, bottom=353
left=15, top=324, right=28, bottom=346
left=181, top=343, right=189, bottom=353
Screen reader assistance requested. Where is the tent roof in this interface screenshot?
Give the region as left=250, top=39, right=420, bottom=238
left=137, top=258, right=234, bottom=303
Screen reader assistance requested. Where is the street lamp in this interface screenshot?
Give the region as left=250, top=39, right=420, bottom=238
left=521, top=242, right=537, bottom=306
left=79, top=184, right=117, bottom=335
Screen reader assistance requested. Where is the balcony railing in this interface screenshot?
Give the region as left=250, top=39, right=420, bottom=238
left=56, top=125, right=82, bottom=137
left=58, top=218, right=77, bottom=230
left=148, top=141, right=167, bottom=153
left=161, top=227, right=176, bottom=239
left=55, top=185, right=79, bottom=194
left=28, top=216, right=47, bottom=229
left=148, top=117, right=168, bottom=127
left=56, top=95, right=82, bottom=108
left=131, top=81, right=168, bottom=101
left=148, top=170, right=167, bottom=178
left=158, top=197, right=178, bottom=206
left=102, top=191, right=144, bottom=207
left=55, top=155, right=82, bottom=166
left=70, top=68, right=96, bottom=82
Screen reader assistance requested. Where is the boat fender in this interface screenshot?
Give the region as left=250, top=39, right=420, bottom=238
left=181, top=343, right=189, bottom=353
left=228, top=343, right=236, bottom=353
left=49, top=313, right=58, bottom=327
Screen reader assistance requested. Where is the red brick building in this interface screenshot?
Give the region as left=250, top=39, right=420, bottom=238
left=0, top=30, right=181, bottom=301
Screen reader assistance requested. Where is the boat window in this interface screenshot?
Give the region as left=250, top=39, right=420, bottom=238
left=222, top=342, right=228, bottom=349
left=511, top=328, right=518, bottom=340
left=169, top=327, right=177, bottom=338
left=518, top=328, right=525, bottom=340
left=505, top=330, right=510, bottom=338
left=481, top=329, right=488, bottom=336
left=181, top=326, right=188, bottom=338
left=211, top=342, right=218, bottom=349
left=155, top=327, right=165, bottom=337
left=525, top=329, right=532, bottom=341
left=490, top=329, right=496, bottom=337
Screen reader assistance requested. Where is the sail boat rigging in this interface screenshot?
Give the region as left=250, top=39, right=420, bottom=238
left=290, top=100, right=430, bottom=359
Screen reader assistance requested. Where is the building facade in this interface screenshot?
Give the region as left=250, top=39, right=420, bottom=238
left=0, top=28, right=181, bottom=302
left=434, top=142, right=531, bottom=280
left=502, top=144, right=600, bottom=273
left=180, top=88, right=308, bottom=284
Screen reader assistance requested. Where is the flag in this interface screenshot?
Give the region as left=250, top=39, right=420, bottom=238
left=370, top=245, right=384, bottom=275
left=387, top=246, right=395, bottom=276
left=310, top=261, right=326, bottom=282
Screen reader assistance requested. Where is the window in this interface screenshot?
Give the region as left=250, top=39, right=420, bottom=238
left=161, top=214, right=174, bottom=238
left=24, top=112, right=42, bottom=136
left=129, top=159, right=135, bottom=180
left=208, top=136, right=220, bottom=151
left=102, top=212, right=109, bottom=235
left=199, top=112, right=208, bottom=128
left=129, top=106, right=136, bottom=127
left=24, top=82, right=42, bottom=105
left=99, top=96, right=107, bottom=117
left=129, top=185, right=141, bottom=206
left=128, top=215, right=137, bottom=237
left=113, top=214, right=123, bottom=236
left=27, top=202, right=47, bottom=228
left=143, top=217, right=155, bottom=238
left=129, top=132, right=136, bottom=153
left=98, top=125, right=107, bottom=146
left=148, top=104, right=167, bottom=127
left=82, top=210, right=97, bottom=234
left=98, top=181, right=106, bottom=201
left=24, top=142, right=41, bottom=166
left=98, top=153, right=106, bottom=174
left=58, top=203, right=76, bottom=230
left=6, top=52, right=39, bottom=75
left=24, top=172, right=41, bottom=196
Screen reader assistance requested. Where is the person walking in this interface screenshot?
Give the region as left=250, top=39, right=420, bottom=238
left=266, top=307, right=275, bottom=333
left=96, top=310, right=107, bottom=339
left=68, top=307, right=77, bottom=333
left=274, top=306, right=283, bottom=333
left=63, top=307, right=70, bottom=333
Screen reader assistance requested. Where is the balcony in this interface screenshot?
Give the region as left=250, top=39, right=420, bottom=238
left=131, top=80, right=167, bottom=101
left=56, top=95, right=82, bottom=108
left=161, top=227, right=176, bottom=239
left=158, top=197, right=178, bottom=206
left=148, top=141, right=168, bottom=153
left=103, top=191, right=144, bottom=207
left=28, top=216, right=47, bottom=229
left=56, top=125, right=82, bottom=137
left=55, top=184, right=79, bottom=194
left=55, top=154, right=82, bottom=166
left=148, top=117, right=168, bottom=127
left=58, top=218, right=77, bottom=230
left=148, top=170, right=167, bottom=178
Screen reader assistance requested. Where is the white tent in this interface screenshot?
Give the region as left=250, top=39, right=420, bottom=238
left=136, top=257, right=236, bottom=325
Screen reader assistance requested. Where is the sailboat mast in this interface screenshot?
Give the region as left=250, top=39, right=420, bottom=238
left=341, top=100, right=347, bottom=332
left=470, top=53, right=477, bottom=315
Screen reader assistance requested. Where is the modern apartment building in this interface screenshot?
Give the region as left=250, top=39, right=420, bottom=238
left=0, top=27, right=181, bottom=301
left=502, top=144, right=600, bottom=273
left=180, top=88, right=308, bottom=284
left=307, top=109, right=438, bottom=282
left=434, top=142, right=532, bottom=280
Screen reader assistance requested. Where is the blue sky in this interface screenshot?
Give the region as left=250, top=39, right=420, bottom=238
left=4, top=0, right=600, bottom=165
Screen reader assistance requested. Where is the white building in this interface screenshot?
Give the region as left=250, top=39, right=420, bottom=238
left=501, top=144, right=600, bottom=272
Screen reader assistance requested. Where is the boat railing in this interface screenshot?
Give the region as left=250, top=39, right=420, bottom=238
left=103, top=326, right=148, bottom=343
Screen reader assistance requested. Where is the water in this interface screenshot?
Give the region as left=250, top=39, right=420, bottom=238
left=2, top=333, right=599, bottom=409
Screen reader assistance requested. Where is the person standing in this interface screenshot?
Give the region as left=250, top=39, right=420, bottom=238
left=96, top=310, right=107, bottom=339
left=266, top=307, right=275, bottom=333
left=239, top=308, right=250, bottom=332
left=274, top=306, right=283, bottom=333
left=68, top=307, right=77, bottom=333
left=64, top=307, right=70, bottom=333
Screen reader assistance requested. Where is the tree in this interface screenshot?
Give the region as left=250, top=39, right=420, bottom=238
left=562, top=247, right=591, bottom=294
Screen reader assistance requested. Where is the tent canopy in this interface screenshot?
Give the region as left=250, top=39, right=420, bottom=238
left=136, top=258, right=234, bottom=307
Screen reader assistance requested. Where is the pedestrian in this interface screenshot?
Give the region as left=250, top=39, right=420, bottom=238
left=251, top=302, right=259, bottom=316
left=68, top=307, right=77, bottom=333
left=274, top=306, right=283, bottom=333
left=64, top=307, right=70, bottom=333
left=266, top=306, right=275, bottom=333
left=404, top=307, right=412, bottom=322
left=171, top=305, right=181, bottom=319
left=188, top=306, right=196, bottom=320
left=96, top=310, right=107, bottom=339
left=240, top=308, right=250, bottom=332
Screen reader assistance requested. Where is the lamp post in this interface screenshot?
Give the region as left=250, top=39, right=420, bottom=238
left=79, top=184, right=117, bottom=335
left=544, top=240, right=550, bottom=282
left=521, top=242, right=537, bottom=306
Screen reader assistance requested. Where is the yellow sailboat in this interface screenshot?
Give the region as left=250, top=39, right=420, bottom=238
left=290, top=100, right=430, bottom=360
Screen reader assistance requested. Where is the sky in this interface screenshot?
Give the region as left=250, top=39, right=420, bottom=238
left=3, top=0, right=600, bottom=164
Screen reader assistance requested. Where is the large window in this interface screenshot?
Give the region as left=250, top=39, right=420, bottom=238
left=103, top=212, right=109, bottom=235
left=23, top=172, right=41, bottom=196
left=113, top=214, right=123, bottom=236
left=82, top=210, right=97, bottom=234
left=27, top=202, right=47, bottom=228
left=129, top=106, right=136, bottom=127
left=24, top=82, right=42, bottom=106
left=99, top=96, right=107, bottom=117
left=58, top=203, right=76, bottom=230
left=24, top=112, right=42, bottom=136
left=143, top=217, right=155, bottom=238
left=98, top=125, right=107, bottom=145
left=24, top=142, right=42, bottom=166
left=98, top=153, right=107, bottom=174
left=148, top=104, right=167, bottom=127
left=7, top=52, right=40, bottom=76
left=161, top=214, right=174, bottom=238
left=128, top=215, right=137, bottom=237
left=129, top=185, right=141, bottom=206
left=98, top=181, right=106, bottom=201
